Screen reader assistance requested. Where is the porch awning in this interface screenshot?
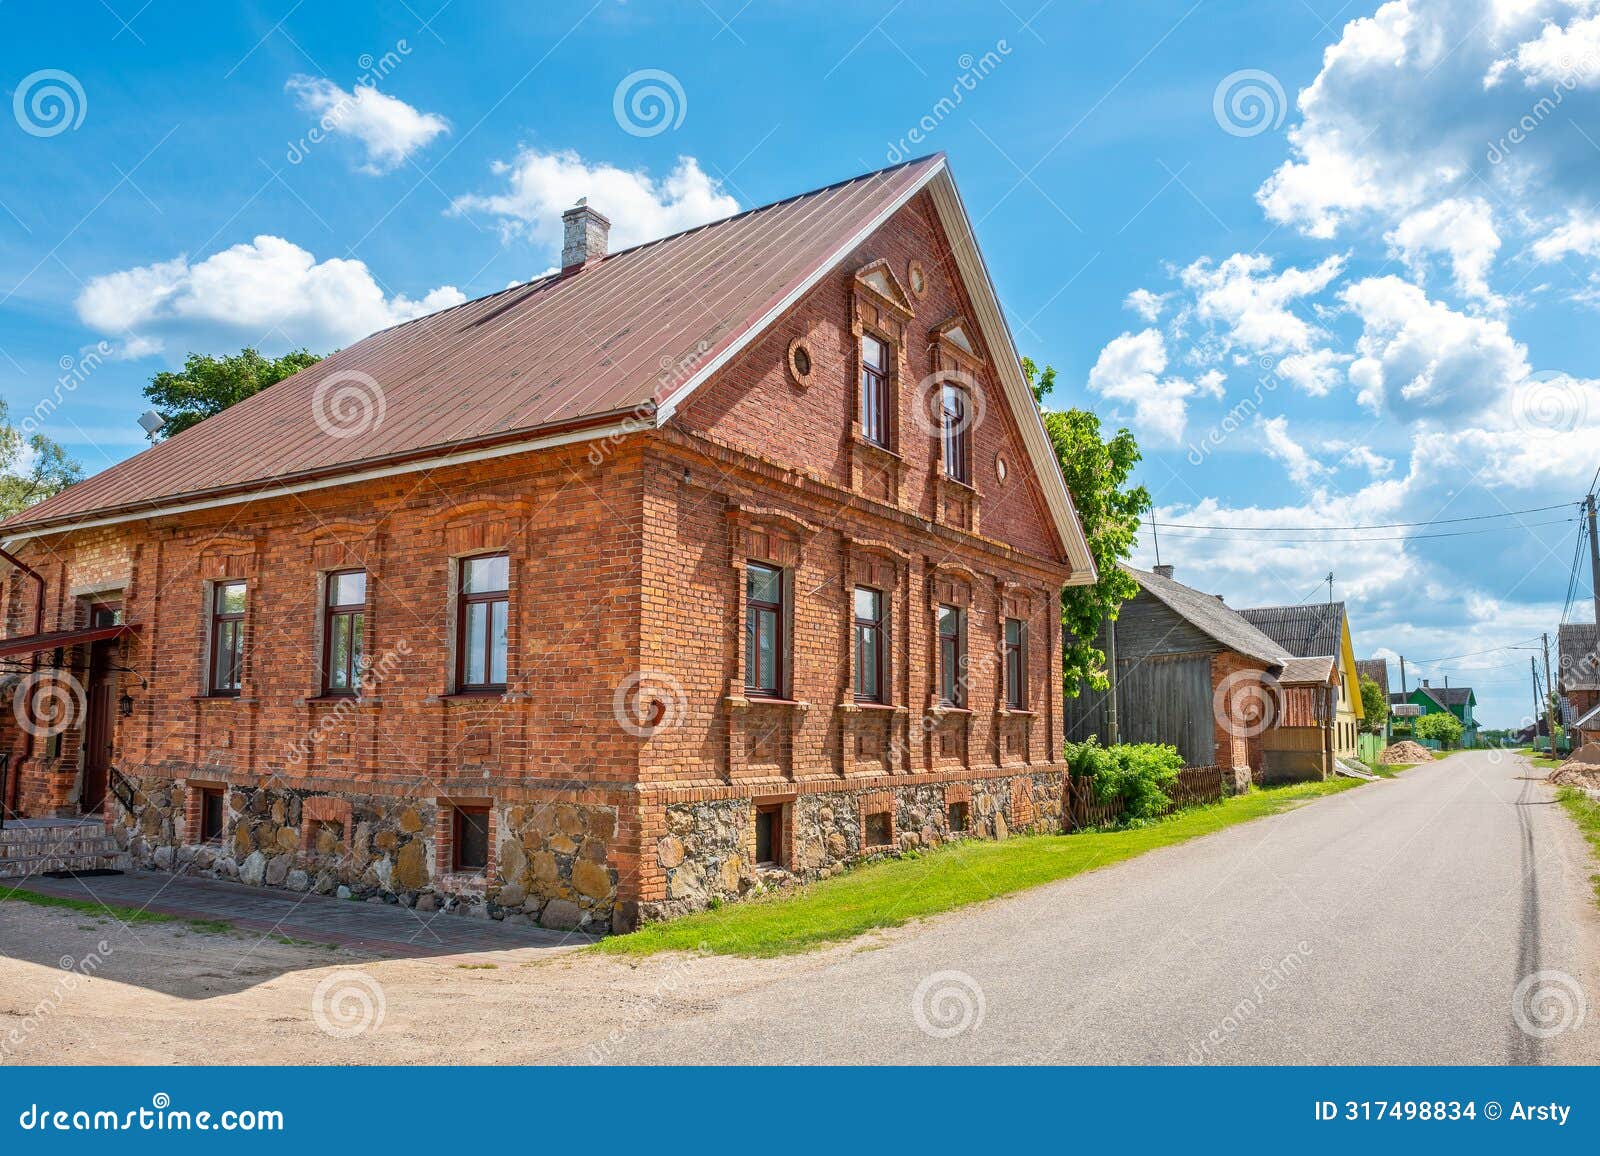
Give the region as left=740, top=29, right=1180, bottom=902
left=0, top=622, right=141, bottom=660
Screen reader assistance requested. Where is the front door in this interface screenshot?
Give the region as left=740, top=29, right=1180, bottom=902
left=81, top=640, right=115, bottom=814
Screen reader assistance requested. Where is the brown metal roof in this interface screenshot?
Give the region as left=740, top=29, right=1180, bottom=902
left=5, top=155, right=946, bottom=532
left=0, top=622, right=140, bottom=659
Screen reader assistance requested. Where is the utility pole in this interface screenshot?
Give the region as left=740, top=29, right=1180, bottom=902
left=1327, top=571, right=1334, bottom=605
left=1587, top=493, right=1600, bottom=628
left=1104, top=613, right=1119, bottom=745
left=1399, top=655, right=1408, bottom=696
left=1150, top=511, right=1161, bottom=570
left=1533, top=657, right=1544, bottom=744
left=1544, top=632, right=1559, bottom=752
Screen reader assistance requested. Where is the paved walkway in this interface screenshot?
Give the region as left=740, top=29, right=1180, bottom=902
left=12, top=870, right=593, bottom=958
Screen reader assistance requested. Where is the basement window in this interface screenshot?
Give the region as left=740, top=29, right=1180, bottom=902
left=754, top=804, right=784, bottom=867
left=199, top=788, right=226, bottom=844
left=864, top=810, right=893, bottom=848
left=452, top=806, right=490, bottom=874
left=947, top=801, right=969, bottom=833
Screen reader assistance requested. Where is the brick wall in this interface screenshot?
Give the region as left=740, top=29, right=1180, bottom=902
left=1, top=195, right=1076, bottom=931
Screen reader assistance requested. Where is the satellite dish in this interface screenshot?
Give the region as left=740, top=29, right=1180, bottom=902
left=137, top=410, right=166, bottom=437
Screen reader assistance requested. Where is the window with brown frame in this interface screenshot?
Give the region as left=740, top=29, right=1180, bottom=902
left=199, top=787, right=226, bottom=844
left=941, top=382, right=971, bottom=484
left=1004, top=617, right=1027, bottom=710
left=208, top=580, right=246, bottom=695
left=937, top=604, right=965, bottom=707
left=853, top=586, right=888, bottom=703
left=744, top=562, right=785, bottom=697
left=451, top=806, right=490, bottom=873
left=754, top=804, right=784, bottom=867
left=456, top=555, right=509, bottom=692
left=322, top=569, right=367, bottom=696
left=859, top=333, right=891, bottom=448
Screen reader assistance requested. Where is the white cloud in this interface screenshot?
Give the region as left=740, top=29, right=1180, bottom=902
left=286, top=76, right=448, bottom=174
left=1340, top=275, right=1528, bottom=417
left=1179, top=252, right=1344, bottom=357
left=1530, top=209, right=1600, bottom=261
left=1085, top=328, right=1217, bottom=446
left=1385, top=197, right=1502, bottom=305
left=451, top=150, right=739, bottom=253
left=1490, top=10, right=1600, bottom=88
left=1254, top=0, right=1600, bottom=304
left=1274, top=348, right=1348, bottom=396
left=1339, top=445, right=1396, bottom=478
left=1124, top=288, right=1167, bottom=322
left=76, top=235, right=465, bottom=356
left=1257, top=415, right=1329, bottom=488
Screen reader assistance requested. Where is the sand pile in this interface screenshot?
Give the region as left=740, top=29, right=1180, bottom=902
left=1378, top=740, right=1432, bottom=765
left=1549, top=742, right=1600, bottom=788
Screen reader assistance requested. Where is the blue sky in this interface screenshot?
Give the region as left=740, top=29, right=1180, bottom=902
left=3, top=0, right=1599, bottom=726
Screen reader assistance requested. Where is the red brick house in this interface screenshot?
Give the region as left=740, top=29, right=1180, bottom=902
left=0, top=155, right=1095, bottom=931
left=1560, top=623, right=1599, bottom=746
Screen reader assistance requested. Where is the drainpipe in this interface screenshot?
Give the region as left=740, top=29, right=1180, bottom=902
left=0, top=545, right=45, bottom=817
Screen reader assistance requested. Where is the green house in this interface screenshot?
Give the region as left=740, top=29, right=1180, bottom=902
left=1390, top=680, right=1478, bottom=745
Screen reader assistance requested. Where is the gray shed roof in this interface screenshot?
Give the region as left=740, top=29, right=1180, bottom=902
left=1238, top=602, right=1347, bottom=658
left=1560, top=623, right=1600, bottom=691
left=1123, top=566, right=1291, bottom=668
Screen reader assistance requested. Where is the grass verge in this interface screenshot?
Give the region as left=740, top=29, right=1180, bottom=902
left=1556, top=786, right=1600, bottom=909
left=598, top=778, right=1363, bottom=959
left=1, top=888, right=233, bottom=933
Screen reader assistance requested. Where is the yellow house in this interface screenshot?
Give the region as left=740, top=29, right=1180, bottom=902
left=1240, top=602, right=1365, bottom=772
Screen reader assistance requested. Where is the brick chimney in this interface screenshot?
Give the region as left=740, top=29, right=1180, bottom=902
left=1421, top=678, right=1430, bottom=687
left=561, top=199, right=610, bottom=273
left=1152, top=563, right=1175, bottom=580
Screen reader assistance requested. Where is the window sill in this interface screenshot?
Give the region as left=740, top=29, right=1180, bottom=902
left=997, top=707, right=1036, bottom=717
left=930, top=704, right=972, bottom=716
left=299, top=694, right=383, bottom=707
left=727, top=694, right=810, bottom=712
left=838, top=700, right=905, bottom=713
left=851, top=432, right=903, bottom=462
left=429, top=690, right=513, bottom=703
left=939, top=474, right=980, bottom=496
left=192, top=693, right=250, bottom=702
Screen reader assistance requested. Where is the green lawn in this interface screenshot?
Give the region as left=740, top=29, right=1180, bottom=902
left=0, top=888, right=232, bottom=933
left=1556, top=787, right=1600, bottom=909
left=599, top=778, right=1363, bottom=958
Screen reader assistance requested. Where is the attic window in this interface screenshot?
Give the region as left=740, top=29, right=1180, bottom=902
left=786, top=338, right=814, bottom=388
left=995, top=453, right=1009, bottom=483
left=908, top=260, right=927, bottom=297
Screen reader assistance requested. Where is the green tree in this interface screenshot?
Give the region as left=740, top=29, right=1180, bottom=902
left=0, top=399, right=81, bottom=518
left=1358, top=674, right=1387, bottom=734
left=1025, top=358, right=1152, bottom=692
left=144, top=347, right=322, bottom=438
left=1414, top=711, right=1463, bottom=749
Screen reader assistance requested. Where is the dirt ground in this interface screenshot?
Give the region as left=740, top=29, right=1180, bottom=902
left=0, top=899, right=837, bottom=1065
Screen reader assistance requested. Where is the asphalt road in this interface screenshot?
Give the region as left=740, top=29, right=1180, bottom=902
left=602, top=751, right=1600, bottom=1064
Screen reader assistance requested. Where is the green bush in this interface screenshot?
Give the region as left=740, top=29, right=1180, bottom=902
left=1413, top=711, right=1463, bottom=749
left=1065, top=737, right=1184, bottom=821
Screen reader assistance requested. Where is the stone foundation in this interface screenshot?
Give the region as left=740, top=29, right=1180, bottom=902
left=644, top=771, right=1064, bottom=922
left=109, top=775, right=623, bottom=934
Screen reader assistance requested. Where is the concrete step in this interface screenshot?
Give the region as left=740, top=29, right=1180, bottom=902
left=0, top=838, right=121, bottom=860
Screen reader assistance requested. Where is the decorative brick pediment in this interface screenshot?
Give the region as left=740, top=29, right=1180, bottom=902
left=726, top=506, right=814, bottom=568
left=928, top=562, right=976, bottom=608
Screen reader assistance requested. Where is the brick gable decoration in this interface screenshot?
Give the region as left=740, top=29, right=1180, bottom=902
left=0, top=156, right=1093, bottom=932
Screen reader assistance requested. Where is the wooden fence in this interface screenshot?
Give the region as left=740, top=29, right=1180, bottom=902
left=1064, top=765, right=1229, bottom=831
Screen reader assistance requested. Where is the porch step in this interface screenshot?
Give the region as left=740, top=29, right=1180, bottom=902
left=0, top=821, right=129, bottom=880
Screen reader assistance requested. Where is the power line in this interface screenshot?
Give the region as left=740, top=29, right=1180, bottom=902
left=1407, top=637, right=1545, bottom=664
left=1151, top=501, right=1576, bottom=533
left=1154, top=517, right=1576, bottom=545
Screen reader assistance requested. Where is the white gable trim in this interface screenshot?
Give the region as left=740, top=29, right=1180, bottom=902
left=656, top=158, right=1097, bottom=584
